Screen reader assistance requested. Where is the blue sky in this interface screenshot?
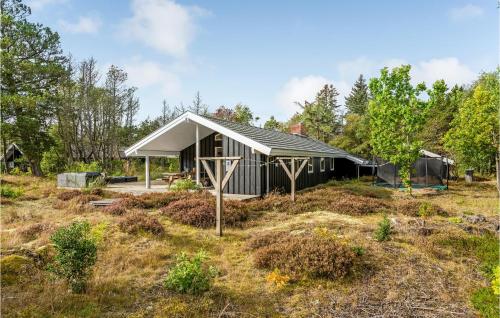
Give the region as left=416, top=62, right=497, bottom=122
left=28, top=0, right=498, bottom=124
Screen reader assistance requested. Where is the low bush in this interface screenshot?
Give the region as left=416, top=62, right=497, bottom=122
left=164, top=250, right=217, bottom=294
left=118, top=192, right=190, bottom=209
left=103, top=203, right=127, bottom=216
left=396, top=200, right=447, bottom=217
left=160, top=196, right=250, bottom=228
left=57, top=190, right=82, bottom=201
left=1, top=185, right=23, bottom=199
left=119, top=213, right=165, bottom=236
left=73, top=194, right=101, bottom=204
left=170, top=179, right=200, bottom=192
left=19, top=222, right=52, bottom=241
left=246, top=231, right=291, bottom=250
left=374, top=215, right=391, bottom=242
left=49, top=221, right=97, bottom=293
left=252, top=234, right=356, bottom=279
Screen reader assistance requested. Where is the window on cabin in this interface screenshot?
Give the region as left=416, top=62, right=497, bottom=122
left=320, top=158, right=325, bottom=172
left=330, top=158, right=334, bottom=171
left=214, top=133, right=223, bottom=141
left=308, top=158, right=313, bottom=173
left=215, top=147, right=223, bottom=157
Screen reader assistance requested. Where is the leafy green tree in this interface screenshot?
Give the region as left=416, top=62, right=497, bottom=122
left=444, top=71, right=499, bottom=189
left=212, top=104, right=254, bottom=125
left=368, top=65, right=429, bottom=192
left=49, top=221, right=97, bottom=293
left=233, top=103, right=254, bottom=124
left=418, top=82, right=464, bottom=155
left=345, top=74, right=369, bottom=115
left=330, top=113, right=371, bottom=158
left=299, top=84, right=340, bottom=142
left=1, top=0, right=67, bottom=176
left=264, top=116, right=282, bottom=130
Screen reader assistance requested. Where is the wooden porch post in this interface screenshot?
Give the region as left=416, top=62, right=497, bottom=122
left=145, top=155, right=151, bottom=189
left=195, top=124, right=200, bottom=185
left=199, top=156, right=241, bottom=236
left=215, top=159, right=223, bottom=235
left=278, top=157, right=309, bottom=202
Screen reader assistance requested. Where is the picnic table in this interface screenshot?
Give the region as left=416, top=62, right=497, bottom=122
left=161, top=172, right=188, bottom=188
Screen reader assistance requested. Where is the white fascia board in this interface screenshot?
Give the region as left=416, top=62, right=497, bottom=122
left=269, top=148, right=340, bottom=158
left=124, top=112, right=272, bottom=157
left=124, top=113, right=189, bottom=156
left=188, top=113, right=272, bottom=155
left=128, top=150, right=179, bottom=157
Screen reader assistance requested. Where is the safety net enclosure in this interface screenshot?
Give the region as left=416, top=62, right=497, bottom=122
left=374, top=151, right=452, bottom=189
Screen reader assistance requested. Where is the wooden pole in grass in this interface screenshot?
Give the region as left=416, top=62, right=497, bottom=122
left=199, top=156, right=241, bottom=236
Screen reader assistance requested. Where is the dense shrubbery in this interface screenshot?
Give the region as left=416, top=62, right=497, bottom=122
left=164, top=250, right=217, bottom=294
left=170, top=179, right=200, bottom=192
left=103, top=203, right=128, bottom=216
left=1, top=185, right=24, bottom=199
left=57, top=190, right=82, bottom=201
left=396, top=200, right=447, bottom=217
left=119, top=213, right=165, bottom=236
left=250, top=232, right=356, bottom=279
left=49, top=221, right=97, bottom=293
left=160, top=195, right=250, bottom=228
left=19, top=223, right=52, bottom=241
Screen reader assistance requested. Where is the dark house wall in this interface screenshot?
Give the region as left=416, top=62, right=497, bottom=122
left=266, top=156, right=335, bottom=193
left=180, top=134, right=359, bottom=195
left=222, top=136, right=263, bottom=195
left=179, top=133, right=216, bottom=183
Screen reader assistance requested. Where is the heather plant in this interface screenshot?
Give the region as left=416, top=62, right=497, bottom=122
left=374, top=215, right=391, bottom=242
left=164, top=250, right=217, bottom=294
left=49, top=221, right=97, bottom=293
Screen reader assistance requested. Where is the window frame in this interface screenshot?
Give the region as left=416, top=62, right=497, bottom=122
left=320, top=157, right=325, bottom=172
left=307, top=158, right=313, bottom=173
left=214, top=133, right=223, bottom=141
left=330, top=157, right=334, bottom=171
left=215, top=146, right=223, bottom=157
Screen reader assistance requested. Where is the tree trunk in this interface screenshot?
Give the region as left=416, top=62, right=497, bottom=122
left=496, top=152, right=500, bottom=196
left=30, top=160, right=44, bottom=177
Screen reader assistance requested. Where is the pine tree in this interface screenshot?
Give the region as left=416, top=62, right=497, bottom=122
left=345, top=74, right=369, bottom=115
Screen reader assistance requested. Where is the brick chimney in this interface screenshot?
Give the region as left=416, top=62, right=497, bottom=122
left=289, top=123, right=306, bottom=136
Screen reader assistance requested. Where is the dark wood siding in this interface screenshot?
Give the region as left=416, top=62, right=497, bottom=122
left=180, top=133, right=216, bottom=185
left=223, top=135, right=263, bottom=195
left=180, top=134, right=343, bottom=195
left=267, top=156, right=335, bottom=193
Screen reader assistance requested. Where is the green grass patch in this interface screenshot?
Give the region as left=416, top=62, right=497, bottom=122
left=471, top=287, right=499, bottom=318
left=1, top=185, right=24, bottom=199
left=437, top=233, right=499, bottom=276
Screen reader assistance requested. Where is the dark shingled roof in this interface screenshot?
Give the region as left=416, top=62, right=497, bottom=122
left=202, top=115, right=349, bottom=157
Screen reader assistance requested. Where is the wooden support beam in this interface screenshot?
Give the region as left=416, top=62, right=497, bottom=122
left=199, top=157, right=241, bottom=236
left=195, top=124, right=200, bottom=185
left=278, top=157, right=309, bottom=201
left=145, top=155, right=151, bottom=189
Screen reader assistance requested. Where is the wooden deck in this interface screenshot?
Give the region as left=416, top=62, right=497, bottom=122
left=105, top=180, right=260, bottom=200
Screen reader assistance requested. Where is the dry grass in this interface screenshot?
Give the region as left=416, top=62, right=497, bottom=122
left=1, top=175, right=498, bottom=317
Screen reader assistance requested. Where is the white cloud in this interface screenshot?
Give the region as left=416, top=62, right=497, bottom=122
left=276, top=75, right=333, bottom=115
left=412, top=57, right=476, bottom=86
left=59, top=16, right=102, bottom=34
left=337, top=56, right=475, bottom=87
left=120, top=0, right=209, bottom=57
left=28, top=0, right=67, bottom=11
left=449, top=4, right=484, bottom=20
left=123, top=58, right=181, bottom=97
left=276, top=56, right=477, bottom=117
